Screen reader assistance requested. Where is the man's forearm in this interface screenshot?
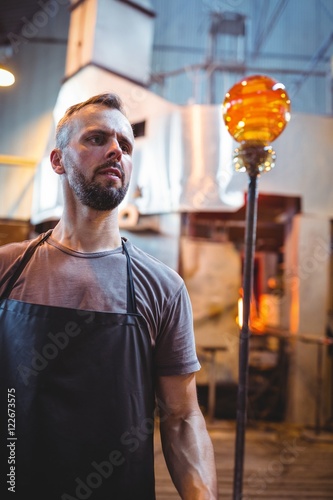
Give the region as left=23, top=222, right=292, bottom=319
left=160, top=410, right=218, bottom=499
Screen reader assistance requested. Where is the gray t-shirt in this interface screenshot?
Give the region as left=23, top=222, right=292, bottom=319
left=0, top=234, right=200, bottom=376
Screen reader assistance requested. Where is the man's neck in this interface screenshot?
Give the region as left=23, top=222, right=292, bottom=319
left=51, top=209, right=122, bottom=253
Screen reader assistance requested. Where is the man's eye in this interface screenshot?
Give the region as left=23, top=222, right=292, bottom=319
left=89, top=136, right=104, bottom=145
left=120, top=143, right=132, bottom=154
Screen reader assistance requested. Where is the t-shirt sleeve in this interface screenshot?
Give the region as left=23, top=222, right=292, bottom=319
left=154, top=282, right=201, bottom=376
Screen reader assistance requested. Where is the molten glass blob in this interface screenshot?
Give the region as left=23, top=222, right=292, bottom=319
left=222, top=74, right=291, bottom=145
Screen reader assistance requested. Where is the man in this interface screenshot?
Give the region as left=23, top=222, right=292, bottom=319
left=0, top=93, right=218, bottom=499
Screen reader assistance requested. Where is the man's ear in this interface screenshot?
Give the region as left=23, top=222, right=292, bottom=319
left=50, top=149, right=65, bottom=175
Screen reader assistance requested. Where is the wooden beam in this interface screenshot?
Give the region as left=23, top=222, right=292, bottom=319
left=0, top=155, right=37, bottom=168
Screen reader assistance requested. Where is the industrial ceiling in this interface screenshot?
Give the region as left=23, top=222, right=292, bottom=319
left=0, top=0, right=50, bottom=46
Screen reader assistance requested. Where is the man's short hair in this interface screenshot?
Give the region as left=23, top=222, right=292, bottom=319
left=55, top=92, right=126, bottom=149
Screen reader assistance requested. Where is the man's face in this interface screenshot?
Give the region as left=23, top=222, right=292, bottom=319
left=60, top=105, right=135, bottom=211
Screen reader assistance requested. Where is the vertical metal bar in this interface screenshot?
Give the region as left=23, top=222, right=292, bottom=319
left=233, top=172, right=259, bottom=500
left=315, top=342, right=323, bottom=435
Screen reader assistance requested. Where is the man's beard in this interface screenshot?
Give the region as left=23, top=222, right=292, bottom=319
left=68, top=162, right=129, bottom=211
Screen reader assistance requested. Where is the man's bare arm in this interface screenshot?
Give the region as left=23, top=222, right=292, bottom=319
left=156, top=373, right=218, bottom=499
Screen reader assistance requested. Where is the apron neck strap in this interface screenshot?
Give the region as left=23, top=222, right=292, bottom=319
left=0, top=229, right=53, bottom=300
left=1, top=231, right=138, bottom=316
left=122, top=239, right=137, bottom=315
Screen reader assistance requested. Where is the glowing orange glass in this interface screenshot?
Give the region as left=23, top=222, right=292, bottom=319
left=222, top=74, right=291, bottom=144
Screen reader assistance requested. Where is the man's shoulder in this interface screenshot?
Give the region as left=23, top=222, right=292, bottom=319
left=125, top=239, right=181, bottom=274
left=124, top=239, right=185, bottom=291
left=0, top=237, right=33, bottom=257
left=0, top=236, right=39, bottom=291
left=0, top=233, right=48, bottom=272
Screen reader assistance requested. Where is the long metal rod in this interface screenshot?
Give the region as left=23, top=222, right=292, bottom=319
left=233, top=172, right=259, bottom=500
left=315, top=343, right=323, bottom=435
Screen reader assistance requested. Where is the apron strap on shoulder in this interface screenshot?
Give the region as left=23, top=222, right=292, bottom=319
left=122, top=240, right=137, bottom=315
left=0, top=229, right=53, bottom=300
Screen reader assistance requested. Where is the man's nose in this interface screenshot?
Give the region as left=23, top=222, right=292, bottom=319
left=106, top=139, right=122, bottom=161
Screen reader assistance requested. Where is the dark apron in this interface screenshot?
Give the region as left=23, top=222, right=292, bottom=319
left=0, top=231, right=156, bottom=500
